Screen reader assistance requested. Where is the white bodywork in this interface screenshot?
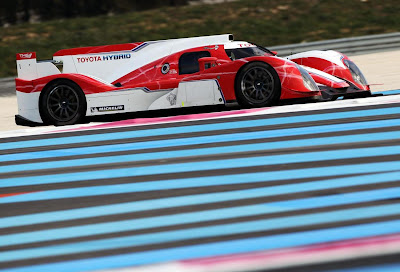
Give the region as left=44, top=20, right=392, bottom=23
left=85, top=80, right=224, bottom=117
left=16, top=91, right=43, bottom=123
left=17, top=59, right=60, bottom=81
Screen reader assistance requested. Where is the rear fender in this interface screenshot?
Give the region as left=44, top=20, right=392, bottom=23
left=15, top=74, right=116, bottom=124
left=16, top=74, right=116, bottom=95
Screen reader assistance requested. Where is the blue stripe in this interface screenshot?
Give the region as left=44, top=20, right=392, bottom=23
left=2, top=149, right=400, bottom=204
left=2, top=189, right=400, bottom=248
left=376, top=89, right=400, bottom=95
left=3, top=143, right=400, bottom=188
left=4, top=123, right=400, bottom=164
left=2, top=138, right=400, bottom=174
left=1, top=203, right=400, bottom=262
left=2, top=219, right=400, bottom=272
left=1, top=107, right=400, bottom=151
left=131, top=42, right=148, bottom=52
left=1, top=172, right=400, bottom=229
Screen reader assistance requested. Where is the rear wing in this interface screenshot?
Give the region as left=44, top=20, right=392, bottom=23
left=16, top=52, right=60, bottom=80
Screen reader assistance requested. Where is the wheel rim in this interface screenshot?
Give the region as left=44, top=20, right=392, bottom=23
left=46, top=85, right=80, bottom=122
left=240, top=66, right=274, bottom=104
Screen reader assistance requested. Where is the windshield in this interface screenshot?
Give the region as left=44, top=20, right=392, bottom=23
left=225, top=46, right=272, bottom=61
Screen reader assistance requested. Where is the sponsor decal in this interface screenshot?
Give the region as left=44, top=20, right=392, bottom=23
left=166, top=93, right=177, bottom=106
left=19, top=53, right=33, bottom=59
left=204, top=45, right=219, bottom=50
left=161, top=63, right=170, bottom=74
left=169, top=69, right=177, bottom=74
left=77, top=54, right=131, bottom=63
left=90, top=105, right=125, bottom=113
left=238, top=43, right=253, bottom=48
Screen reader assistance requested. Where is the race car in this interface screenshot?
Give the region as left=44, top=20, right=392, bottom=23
left=15, top=34, right=370, bottom=126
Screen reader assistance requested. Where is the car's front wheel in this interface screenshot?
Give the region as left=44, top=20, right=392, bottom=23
left=39, top=80, right=86, bottom=126
left=235, top=62, right=281, bottom=107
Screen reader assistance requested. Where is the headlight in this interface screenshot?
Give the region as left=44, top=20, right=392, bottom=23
left=296, top=64, right=319, bottom=92
left=343, top=59, right=368, bottom=86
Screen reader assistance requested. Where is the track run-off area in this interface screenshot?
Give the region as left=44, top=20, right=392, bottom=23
left=2, top=90, right=400, bottom=272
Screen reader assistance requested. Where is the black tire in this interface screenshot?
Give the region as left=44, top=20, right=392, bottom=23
left=235, top=62, right=281, bottom=107
left=39, top=79, right=86, bottom=126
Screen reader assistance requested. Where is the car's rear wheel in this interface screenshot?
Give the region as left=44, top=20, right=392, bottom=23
left=235, top=62, right=281, bottom=107
left=40, top=80, right=86, bottom=126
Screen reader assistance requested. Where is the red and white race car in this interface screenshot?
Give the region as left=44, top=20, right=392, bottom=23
left=15, top=34, right=370, bottom=125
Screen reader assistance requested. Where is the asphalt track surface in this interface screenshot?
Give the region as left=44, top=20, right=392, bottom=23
left=2, top=92, right=400, bottom=271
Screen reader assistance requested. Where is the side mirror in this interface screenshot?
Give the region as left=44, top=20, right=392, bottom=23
left=271, top=51, right=278, bottom=56
left=198, top=57, right=218, bottom=72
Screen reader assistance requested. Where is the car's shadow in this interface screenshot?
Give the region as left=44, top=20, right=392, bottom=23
left=16, top=104, right=239, bottom=128
left=82, top=97, right=322, bottom=125
left=85, top=104, right=239, bottom=124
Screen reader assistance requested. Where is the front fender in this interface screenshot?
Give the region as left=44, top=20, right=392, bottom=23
left=236, top=56, right=321, bottom=99
left=287, top=50, right=370, bottom=91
